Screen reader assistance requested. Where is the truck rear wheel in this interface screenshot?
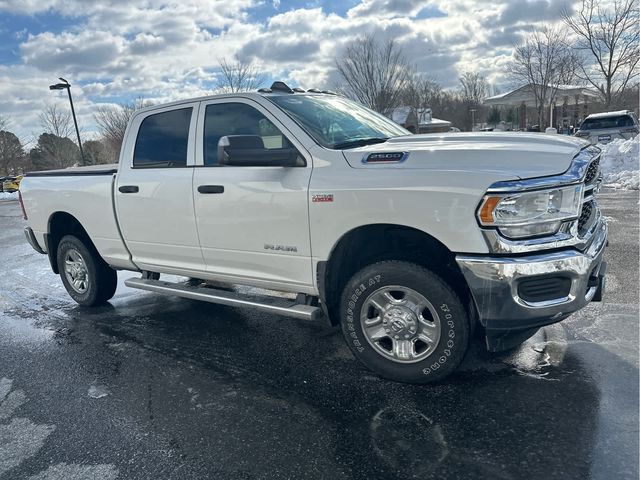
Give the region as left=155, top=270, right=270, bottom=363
left=340, top=261, right=470, bottom=383
left=57, top=235, right=117, bottom=306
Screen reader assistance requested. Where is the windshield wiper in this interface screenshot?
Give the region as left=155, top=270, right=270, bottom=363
left=332, top=137, right=389, bottom=150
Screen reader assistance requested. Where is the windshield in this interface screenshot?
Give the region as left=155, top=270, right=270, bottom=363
left=268, top=94, right=409, bottom=149
left=580, top=115, right=635, bottom=130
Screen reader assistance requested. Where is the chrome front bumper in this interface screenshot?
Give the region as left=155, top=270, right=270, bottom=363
left=456, top=219, right=607, bottom=332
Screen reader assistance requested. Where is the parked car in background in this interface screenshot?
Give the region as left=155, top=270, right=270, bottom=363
left=575, top=110, right=639, bottom=144
left=2, top=175, right=22, bottom=193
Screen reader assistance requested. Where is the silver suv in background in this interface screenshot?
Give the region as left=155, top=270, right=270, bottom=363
left=575, top=110, right=639, bottom=144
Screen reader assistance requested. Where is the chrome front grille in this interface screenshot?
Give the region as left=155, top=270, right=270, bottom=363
left=578, top=154, right=601, bottom=236
left=578, top=201, right=594, bottom=234
left=584, top=158, right=600, bottom=184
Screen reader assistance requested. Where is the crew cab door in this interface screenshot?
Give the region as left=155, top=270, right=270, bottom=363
left=115, top=103, right=204, bottom=272
left=192, top=98, right=313, bottom=289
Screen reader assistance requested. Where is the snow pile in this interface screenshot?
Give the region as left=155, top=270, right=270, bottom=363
left=598, top=135, right=639, bottom=190
left=0, top=191, right=18, bottom=200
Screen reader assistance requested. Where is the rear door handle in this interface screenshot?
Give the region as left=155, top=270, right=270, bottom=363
left=198, top=185, right=224, bottom=194
left=118, top=185, right=139, bottom=193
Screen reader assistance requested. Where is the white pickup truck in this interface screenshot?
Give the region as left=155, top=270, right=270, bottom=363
left=20, top=82, right=607, bottom=383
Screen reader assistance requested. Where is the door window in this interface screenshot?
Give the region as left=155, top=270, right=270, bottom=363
left=134, top=107, right=192, bottom=168
left=203, top=103, right=293, bottom=166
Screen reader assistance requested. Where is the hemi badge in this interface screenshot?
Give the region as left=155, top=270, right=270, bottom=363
left=363, top=152, right=408, bottom=163
left=312, top=194, right=333, bottom=203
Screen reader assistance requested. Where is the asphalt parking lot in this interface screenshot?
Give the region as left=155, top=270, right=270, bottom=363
left=0, top=189, right=638, bottom=480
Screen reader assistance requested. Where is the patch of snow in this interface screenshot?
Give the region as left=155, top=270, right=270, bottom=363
left=0, top=192, right=17, bottom=200
left=87, top=384, right=110, bottom=399
left=597, top=135, right=639, bottom=190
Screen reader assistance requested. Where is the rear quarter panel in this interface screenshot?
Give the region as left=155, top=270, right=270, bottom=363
left=21, top=174, right=135, bottom=270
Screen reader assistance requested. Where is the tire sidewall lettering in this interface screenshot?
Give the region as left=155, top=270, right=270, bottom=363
left=421, top=303, right=457, bottom=377
left=345, top=274, right=382, bottom=352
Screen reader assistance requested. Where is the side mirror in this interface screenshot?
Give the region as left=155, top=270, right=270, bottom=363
left=217, top=135, right=305, bottom=167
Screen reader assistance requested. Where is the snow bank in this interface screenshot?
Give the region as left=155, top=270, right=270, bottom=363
left=598, top=135, right=639, bottom=190
left=0, top=191, right=18, bottom=201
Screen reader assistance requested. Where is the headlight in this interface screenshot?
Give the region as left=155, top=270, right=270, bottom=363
left=478, top=185, right=583, bottom=239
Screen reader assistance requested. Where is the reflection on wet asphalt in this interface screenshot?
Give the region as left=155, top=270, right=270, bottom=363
left=0, top=190, right=638, bottom=480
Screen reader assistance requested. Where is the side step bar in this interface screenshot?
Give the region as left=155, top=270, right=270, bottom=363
left=125, top=277, right=324, bottom=321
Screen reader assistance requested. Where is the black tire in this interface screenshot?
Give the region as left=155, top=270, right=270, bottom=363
left=340, top=261, right=470, bottom=384
left=57, top=234, right=117, bottom=306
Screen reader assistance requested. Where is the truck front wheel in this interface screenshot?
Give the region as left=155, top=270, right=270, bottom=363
left=340, top=261, right=470, bottom=383
left=56, top=235, right=117, bottom=306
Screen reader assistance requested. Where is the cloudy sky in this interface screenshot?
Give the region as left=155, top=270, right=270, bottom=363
left=0, top=0, right=573, bottom=143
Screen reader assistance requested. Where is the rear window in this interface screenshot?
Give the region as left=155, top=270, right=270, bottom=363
left=580, top=115, right=635, bottom=130
left=134, top=108, right=192, bottom=167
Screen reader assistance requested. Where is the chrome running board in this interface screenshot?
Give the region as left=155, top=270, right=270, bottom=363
left=125, top=277, right=323, bottom=321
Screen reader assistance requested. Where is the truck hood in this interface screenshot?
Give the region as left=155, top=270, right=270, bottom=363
left=342, top=132, right=589, bottom=180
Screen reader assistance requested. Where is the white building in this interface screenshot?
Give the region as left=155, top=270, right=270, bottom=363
left=484, top=84, right=601, bottom=131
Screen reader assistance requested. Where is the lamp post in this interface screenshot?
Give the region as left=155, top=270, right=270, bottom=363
left=49, top=77, right=84, bottom=165
left=469, top=108, right=476, bottom=132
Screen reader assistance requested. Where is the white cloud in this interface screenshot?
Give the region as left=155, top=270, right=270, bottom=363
left=0, top=0, right=575, bottom=141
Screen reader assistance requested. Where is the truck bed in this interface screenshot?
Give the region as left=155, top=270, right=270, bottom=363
left=20, top=165, right=134, bottom=271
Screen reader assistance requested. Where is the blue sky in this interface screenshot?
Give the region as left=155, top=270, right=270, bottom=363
left=0, top=0, right=574, bottom=141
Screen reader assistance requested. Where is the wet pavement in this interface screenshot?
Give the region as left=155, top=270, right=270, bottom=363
left=0, top=189, right=638, bottom=480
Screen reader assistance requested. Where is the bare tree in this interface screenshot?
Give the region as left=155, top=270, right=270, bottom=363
left=336, top=35, right=412, bottom=115
left=399, top=73, right=445, bottom=130
left=509, top=26, right=581, bottom=128
left=217, top=58, right=267, bottom=93
left=458, top=72, right=490, bottom=130
left=94, top=99, right=151, bottom=163
left=39, top=104, right=74, bottom=138
left=562, top=0, right=639, bottom=109
left=459, top=72, right=489, bottom=104
left=402, top=73, right=441, bottom=112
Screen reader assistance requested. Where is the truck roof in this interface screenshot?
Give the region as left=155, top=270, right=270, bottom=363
left=133, top=81, right=335, bottom=116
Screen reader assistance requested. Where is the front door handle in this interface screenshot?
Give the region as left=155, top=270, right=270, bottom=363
left=119, top=185, right=139, bottom=193
left=198, top=185, right=224, bottom=194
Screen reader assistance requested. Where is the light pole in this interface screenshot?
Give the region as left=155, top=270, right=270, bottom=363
left=469, top=108, right=476, bottom=132
left=49, top=77, right=84, bottom=165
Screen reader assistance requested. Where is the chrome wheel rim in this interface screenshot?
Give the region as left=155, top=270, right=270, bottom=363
left=63, top=248, right=89, bottom=294
left=361, top=285, right=441, bottom=363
